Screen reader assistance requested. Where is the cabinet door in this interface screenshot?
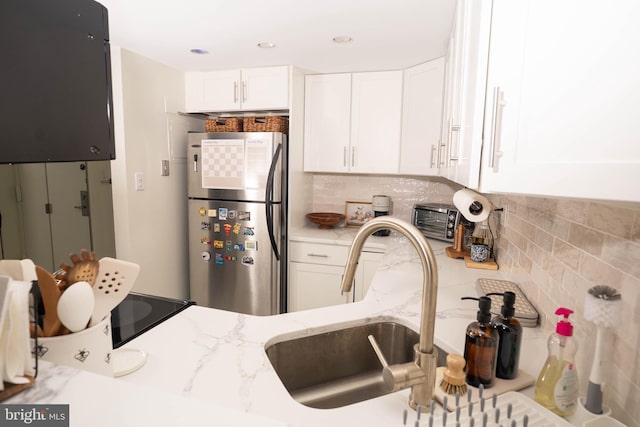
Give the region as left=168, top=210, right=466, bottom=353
left=439, top=0, right=492, bottom=188
left=288, top=262, right=351, bottom=312
left=481, top=0, right=640, bottom=202
left=400, top=58, right=445, bottom=176
left=353, top=251, right=384, bottom=302
left=240, top=66, right=289, bottom=111
left=303, top=73, right=352, bottom=172
left=350, top=71, right=403, bottom=174
left=185, top=70, right=240, bottom=112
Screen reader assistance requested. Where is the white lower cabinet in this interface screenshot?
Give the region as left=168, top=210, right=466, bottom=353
left=288, top=241, right=384, bottom=312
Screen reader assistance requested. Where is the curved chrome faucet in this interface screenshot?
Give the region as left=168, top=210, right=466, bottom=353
left=340, top=216, right=439, bottom=409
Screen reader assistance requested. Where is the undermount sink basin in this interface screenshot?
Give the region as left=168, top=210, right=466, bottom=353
left=265, top=320, right=447, bottom=409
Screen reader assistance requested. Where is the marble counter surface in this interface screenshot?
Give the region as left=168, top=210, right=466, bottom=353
left=6, top=230, right=549, bottom=427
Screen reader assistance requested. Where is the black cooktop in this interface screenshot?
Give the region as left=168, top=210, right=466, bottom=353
left=111, top=292, right=195, bottom=349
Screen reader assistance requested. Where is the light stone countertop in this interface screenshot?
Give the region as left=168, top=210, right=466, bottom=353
left=6, top=227, right=550, bottom=427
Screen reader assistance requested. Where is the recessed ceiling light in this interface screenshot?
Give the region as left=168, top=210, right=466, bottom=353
left=190, top=48, right=209, bottom=55
left=332, top=36, right=352, bottom=44
left=257, top=42, right=276, bottom=49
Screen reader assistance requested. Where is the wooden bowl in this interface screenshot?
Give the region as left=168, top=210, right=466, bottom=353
left=306, top=212, right=346, bottom=229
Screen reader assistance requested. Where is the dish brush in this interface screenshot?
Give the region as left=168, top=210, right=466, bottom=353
left=583, top=285, right=622, bottom=414
left=439, top=353, right=468, bottom=396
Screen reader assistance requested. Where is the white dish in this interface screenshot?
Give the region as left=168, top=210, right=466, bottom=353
left=112, top=348, right=147, bottom=377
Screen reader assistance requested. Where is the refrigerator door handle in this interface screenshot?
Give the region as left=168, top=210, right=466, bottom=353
left=265, top=143, right=282, bottom=261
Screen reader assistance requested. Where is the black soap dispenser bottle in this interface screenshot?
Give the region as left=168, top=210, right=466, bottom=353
left=489, top=291, right=523, bottom=380
left=461, top=296, right=499, bottom=388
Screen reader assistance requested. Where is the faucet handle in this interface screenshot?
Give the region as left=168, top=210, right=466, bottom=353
left=367, top=334, right=389, bottom=368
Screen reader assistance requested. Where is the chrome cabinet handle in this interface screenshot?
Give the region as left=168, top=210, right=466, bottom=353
left=489, top=86, right=506, bottom=169
left=343, top=146, right=347, bottom=167
left=242, top=81, right=247, bottom=102
left=448, top=122, right=461, bottom=163
left=233, top=82, right=238, bottom=103
left=307, top=253, right=329, bottom=258
left=430, top=144, right=438, bottom=168
left=351, top=147, right=356, bottom=167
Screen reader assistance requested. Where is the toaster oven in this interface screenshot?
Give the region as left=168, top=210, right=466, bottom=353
left=412, top=203, right=462, bottom=243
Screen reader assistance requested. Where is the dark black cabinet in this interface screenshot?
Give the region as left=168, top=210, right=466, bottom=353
left=0, top=0, right=115, bottom=163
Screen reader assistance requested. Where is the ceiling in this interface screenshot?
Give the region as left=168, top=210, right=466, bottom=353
left=97, top=0, right=456, bottom=73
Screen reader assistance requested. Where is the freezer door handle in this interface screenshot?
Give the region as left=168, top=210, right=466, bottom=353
left=265, top=143, right=282, bottom=261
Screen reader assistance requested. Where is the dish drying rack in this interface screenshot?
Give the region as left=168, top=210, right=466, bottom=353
left=401, top=391, right=572, bottom=427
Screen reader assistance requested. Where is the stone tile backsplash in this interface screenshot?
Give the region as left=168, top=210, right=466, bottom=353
left=488, top=194, right=640, bottom=426
left=311, top=174, right=461, bottom=220
left=310, top=174, right=640, bottom=425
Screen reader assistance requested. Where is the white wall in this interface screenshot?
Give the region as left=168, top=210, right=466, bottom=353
left=110, top=47, right=202, bottom=299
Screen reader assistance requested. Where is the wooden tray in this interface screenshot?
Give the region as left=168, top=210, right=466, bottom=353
left=0, top=376, right=35, bottom=402
left=464, top=256, right=499, bottom=270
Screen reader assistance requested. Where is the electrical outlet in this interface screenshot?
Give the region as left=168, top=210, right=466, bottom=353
left=134, top=172, right=144, bottom=191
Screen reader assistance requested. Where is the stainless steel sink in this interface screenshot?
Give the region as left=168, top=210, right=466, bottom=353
left=265, top=320, right=447, bottom=409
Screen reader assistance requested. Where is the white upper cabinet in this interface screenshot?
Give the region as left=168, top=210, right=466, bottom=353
left=185, top=66, right=289, bottom=112
left=304, top=71, right=403, bottom=174
left=438, top=0, right=491, bottom=188
left=349, top=71, right=403, bottom=174
left=480, top=0, right=640, bottom=202
left=303, top=73, right=352, bottom=172
left=399, top=58, right=445, bottom=176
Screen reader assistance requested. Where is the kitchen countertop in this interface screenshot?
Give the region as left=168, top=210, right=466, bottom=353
left=7, top=227, right=550, bottom=426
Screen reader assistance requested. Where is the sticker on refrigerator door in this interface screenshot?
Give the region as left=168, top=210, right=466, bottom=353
left=207, top=209, right=217, bottom=218
left=228, top=210, right=236, bottom=220
left=241, top=256, right=254, bottom=266
left=218, top=208, right=228, bottom=220
left=238, top=211, right=251, bottom=221
left=233, top=244, right=244, bottom=251
left=213, top=223, right=221, bottom=233
left=200, top=221, right=211, bottom=230
left=213, top=240, right=224, bottom=249
left=200, top=237, right=211, bottom=245
left=201, top=251, right=211, bottom=261
left=223, top=224, right=232, bottom=235
left=243, top=227, right=255, bottom=236
left=226, top=241, right=232, bottom=253
left=245, top=241, right=257, bottom=251
left=215, top=253, right=224, bottom=265
left=232, top=223, right=241, bottom=235
left=198, top=207, right=207, bottom=216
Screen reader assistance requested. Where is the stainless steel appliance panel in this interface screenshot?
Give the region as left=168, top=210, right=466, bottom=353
left=188, top=199, right=280, bottom=315
left=187, top=132, right=284, bottom=202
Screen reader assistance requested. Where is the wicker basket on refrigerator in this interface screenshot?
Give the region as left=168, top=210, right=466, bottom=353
left=242, top=116, right=288, bottom=133
left=205, top=117, right=243, bottom=132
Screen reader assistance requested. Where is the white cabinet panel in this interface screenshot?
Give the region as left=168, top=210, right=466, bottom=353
left=288, top=241, right=384, bottom=312
left=480, top=0, right=640, bottom=202
left=185, top=66, right=289, bottom=112
left=350, top=71, right=403, bottom=174
left=288, top=262, right=350, bottom=312
left=400, top=58, right=445, bottom=176
left=303, top=74, right=351, bottom=172
left=439, top=0, right=491, bottom=188
left=240, top=67, right=289, bottom=111
left=303, top=71, right=403, bottom=174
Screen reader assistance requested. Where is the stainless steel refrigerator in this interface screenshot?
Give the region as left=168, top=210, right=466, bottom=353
left=187, top=132, right=287, bottom=315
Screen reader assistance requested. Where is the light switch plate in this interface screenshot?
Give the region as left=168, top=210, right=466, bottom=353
left=134, top=172, right=144, bottom=191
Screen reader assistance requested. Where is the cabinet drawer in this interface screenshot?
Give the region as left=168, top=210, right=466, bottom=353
left=289, top=242, right=349, bottom=266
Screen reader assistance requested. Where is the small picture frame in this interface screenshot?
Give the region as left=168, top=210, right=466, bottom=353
left=344, top=201, right=374, bottom=228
